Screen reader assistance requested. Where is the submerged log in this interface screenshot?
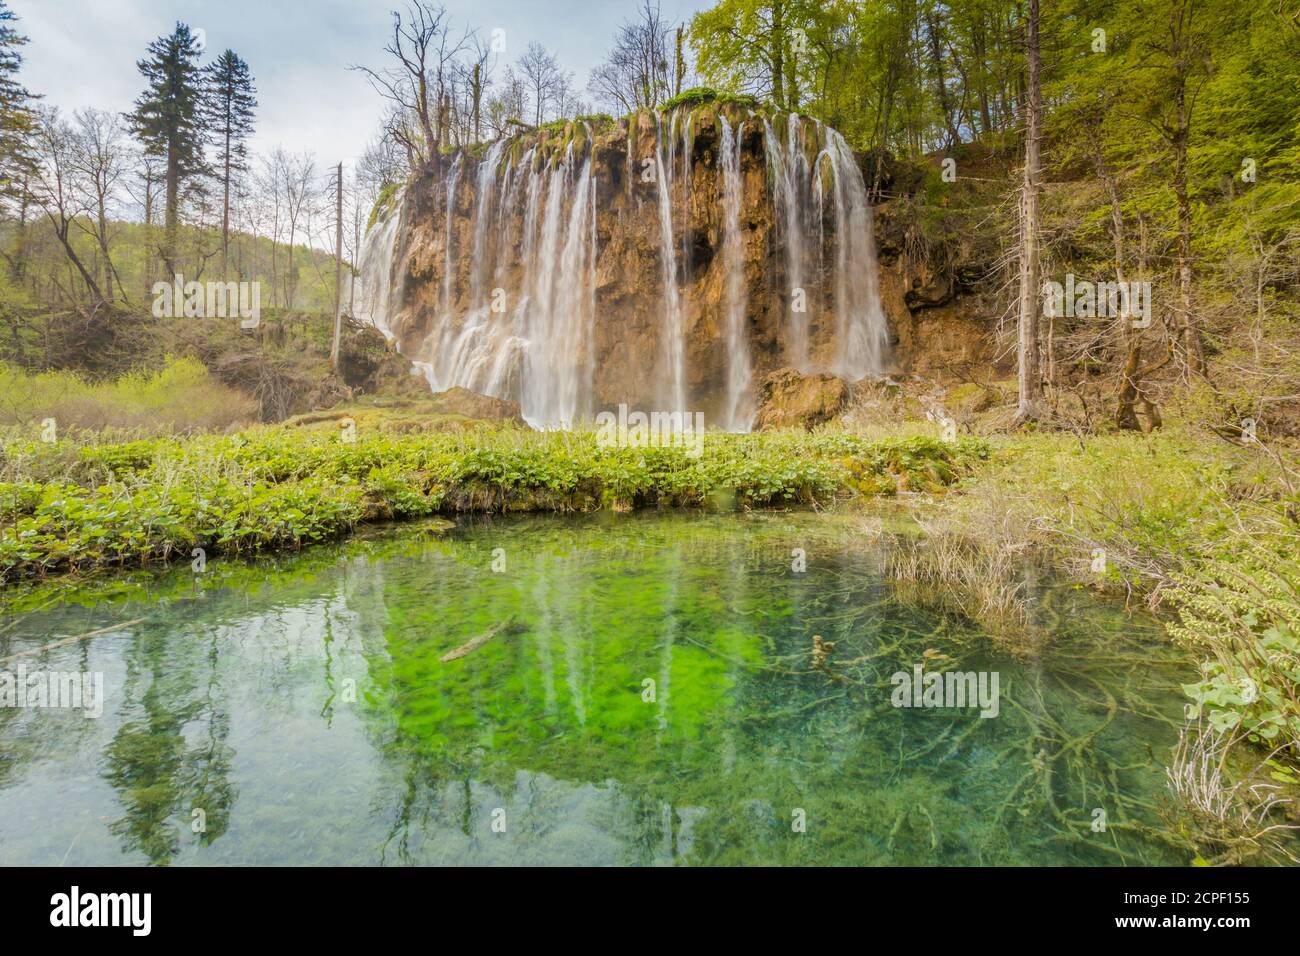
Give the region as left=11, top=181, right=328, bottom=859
left=439, top=618, right=520, bottom=662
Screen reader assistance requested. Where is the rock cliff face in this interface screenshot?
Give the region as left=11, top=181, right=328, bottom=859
left=362, top=103, right=1000, bottom=428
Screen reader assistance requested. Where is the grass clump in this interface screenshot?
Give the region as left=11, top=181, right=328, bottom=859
left=0, top=357, right=257, bottom=435
left=661, top=87, right=759, bottom=112
left=366, top=181, right=403, bottom=232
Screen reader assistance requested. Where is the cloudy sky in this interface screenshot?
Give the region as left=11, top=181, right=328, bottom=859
left=14, top=0, right=708, bottom=165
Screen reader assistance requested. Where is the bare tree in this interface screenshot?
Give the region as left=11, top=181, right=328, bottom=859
left=281, top=151, right=318, bottom=308
left=28, top=107, right=107, bottom=307
left=256, top=148, right=288, bottom=308
left=517, top=42, right=568, bottom=126
left=123, top=149, right=164, bottom=298
left=456, top=36, right=495, bottom=144
left=350, top=2, right=471, bottom=163
left=484, top=66, right=528, bottom=137
left=70, top=108, right=127, bottom=302
left=358, top=130, right=408, bottom=197
left=589, top=1, right=674, bottom=113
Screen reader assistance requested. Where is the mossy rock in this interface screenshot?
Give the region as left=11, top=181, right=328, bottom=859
left=946, top=382, right=1000, bottom=415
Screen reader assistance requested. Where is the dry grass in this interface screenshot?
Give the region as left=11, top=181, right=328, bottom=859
left=1167, top=722, right=1300, bottom=865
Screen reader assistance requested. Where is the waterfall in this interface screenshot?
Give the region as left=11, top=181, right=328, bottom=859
left=764, top=114, right=812, bottom=370
left=680, top=111, right=694, bottom=286
left=764, top=116, right=890, bottom=381
left=470, top=139, right=509, bottom=307
left=440, top=154, right=464, bottom=316
left=654, top=114, right=687, bottom=412
left=720, top=118, right=754, bottom=432
left=353, top=190, right=404, bottom=341
left=821, top=127, right=889, bottom=379
left=413, top=135, right=597, bottom=428
left=520, top=146, right=598, bottom=427
left=359, top=110, right=887, bottom=433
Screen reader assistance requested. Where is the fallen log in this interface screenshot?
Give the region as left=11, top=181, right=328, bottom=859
left=439, top=618, right=520, bottom=662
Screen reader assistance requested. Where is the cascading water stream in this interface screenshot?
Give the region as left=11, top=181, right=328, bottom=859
left=412, top=135, right=597, bottom=428
left=764, top=114, right=811, bottom=370
left=352, top=192, right=404, bottom=340
left=470, top=139, right=509, bottom=308
left=654, top=114, right=687, bottom=413
left=441, top=154, right=463, bottom=316
left=719, top=118, right=754, bottom=432
left=821, top=127, right=889, bottom=379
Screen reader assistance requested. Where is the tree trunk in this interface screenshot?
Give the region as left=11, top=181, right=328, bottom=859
left=164, top=146, right=179, bottom=275
left=222, top=125, right=232, bottom=282
left=771, top=0, right=786, bottom=110
left=1015, top=0, right=1043, bottom=423
left=471, top=63, right=483, bottom=143
left=331, top=162, right=344, bottom=369
left=926, top=13, right=958, bottom=148
left=674, top=27, right=685, bottom=98
left=1172, top=81, right=1203, bottom=378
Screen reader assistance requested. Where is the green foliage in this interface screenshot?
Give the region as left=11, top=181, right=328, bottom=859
left=1172, top=548, right=1300, bottom=755
left=0, top=427, right=982, bottom=583
left=366, top=181, right=402, bottom=232
left=661, top=87, right=758, bottom=112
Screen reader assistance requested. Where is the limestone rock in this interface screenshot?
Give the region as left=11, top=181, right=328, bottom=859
left=754, top=367, right=851, bottom=431
left=427, top=386, right=526, bottom=424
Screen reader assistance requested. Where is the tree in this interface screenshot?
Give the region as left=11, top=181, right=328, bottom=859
left=351, top=3, right=471, bottom=163
left=518, top=42, right=567, bottom=126
left=484, top=67, right=528, bottom=137
left=358, top=131, right=407, bottom=196
left=281, top=151, right=317, bottom=308
left=71, top=108, right=127, bottom=302
left=589, top=1, right=675, bottom=113
left=458, top=37, right=494, bottom=144
left=128, top=22, right=208, bottom=273
left=689, top=0, right=820, bottom=110
left=1014, top=0, right=1043, bottom=423
left=0, top=0, right=34, bottom=211
left=29, top=108, right=106, bottom=307
left=1137, top=0, right=1213, bottom=379
left=203, top=49, right=257, bottom=281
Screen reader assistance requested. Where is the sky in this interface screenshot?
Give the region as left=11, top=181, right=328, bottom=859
left=14, top=0, right=709, bottom=167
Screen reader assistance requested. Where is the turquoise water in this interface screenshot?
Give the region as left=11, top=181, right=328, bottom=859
left=0, top=512, right=1197, bottom=865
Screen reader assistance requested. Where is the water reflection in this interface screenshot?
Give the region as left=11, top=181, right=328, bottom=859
left=0, top=512, right=1201, bottom=865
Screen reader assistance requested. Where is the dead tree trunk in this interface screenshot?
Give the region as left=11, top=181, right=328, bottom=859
left=1014, top=0, right=1044, bottom=424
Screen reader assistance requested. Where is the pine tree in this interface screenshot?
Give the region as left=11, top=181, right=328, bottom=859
left=128, top=22, right=207, bottom=272
left=203, top=49, right=256, bottom=281
left=0, top=0, right=35, bottom=208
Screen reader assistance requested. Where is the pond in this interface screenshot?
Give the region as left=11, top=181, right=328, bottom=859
left=0, top=511, right=1197, bottom=865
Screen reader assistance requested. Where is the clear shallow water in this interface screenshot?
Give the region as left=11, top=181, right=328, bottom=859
left=0, top=512, right=1197, bottom=866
